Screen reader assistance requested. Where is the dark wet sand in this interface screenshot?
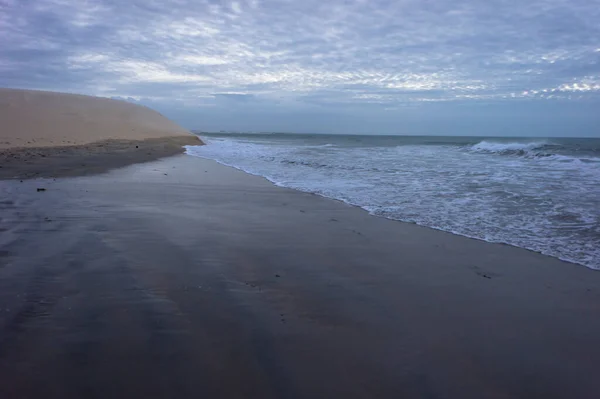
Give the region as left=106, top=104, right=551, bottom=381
left=0, top=136, right=201, bottom=180
left=1, top=154, right=600, bottom=399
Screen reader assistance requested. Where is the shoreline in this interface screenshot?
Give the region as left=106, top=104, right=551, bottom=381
left=3, top=134, right=588, bottom=271
left=4, top=139, right=587, bottom=271
left=185, top=149, right=590, bottom=271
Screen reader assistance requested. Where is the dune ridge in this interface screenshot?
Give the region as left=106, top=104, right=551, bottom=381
left=0, top=88, right=202, bottom=178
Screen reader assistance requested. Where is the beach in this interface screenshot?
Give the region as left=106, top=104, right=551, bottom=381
left=1, top=90, right=600, bottom=398
left=2, top=155, right=600, bottom=398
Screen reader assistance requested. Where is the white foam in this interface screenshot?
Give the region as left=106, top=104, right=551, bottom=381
left=470, top=141, right=547, bottom=153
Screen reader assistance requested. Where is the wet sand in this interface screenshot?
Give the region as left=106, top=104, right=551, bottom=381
left=0, top=136, right=201, bottom=179
left=1, top=154, right=600, bottom=398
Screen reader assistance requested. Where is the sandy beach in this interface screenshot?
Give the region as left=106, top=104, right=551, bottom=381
left=1, top=89, right=600, bottom=398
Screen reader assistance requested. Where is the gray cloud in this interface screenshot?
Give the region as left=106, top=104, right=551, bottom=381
left=1, top=0, right=600, bottom=134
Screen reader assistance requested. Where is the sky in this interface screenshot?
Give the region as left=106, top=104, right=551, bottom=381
left=1, top=0, right=599, bottom=136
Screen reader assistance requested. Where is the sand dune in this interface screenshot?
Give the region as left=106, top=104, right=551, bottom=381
left=0, top=88, right=198, bottom=149
left=0, top=88, right=202, bottom=179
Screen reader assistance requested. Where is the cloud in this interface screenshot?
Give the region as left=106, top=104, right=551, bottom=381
left=1, top=0, right=599, bottom=133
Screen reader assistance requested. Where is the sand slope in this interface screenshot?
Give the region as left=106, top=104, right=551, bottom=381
left=0, top=88, right=202, bottom=179
left=0, top=88, right=198, bottom=149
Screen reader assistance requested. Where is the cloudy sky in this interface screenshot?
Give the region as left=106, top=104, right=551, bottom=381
left=1, top=0, right=599, bottom=135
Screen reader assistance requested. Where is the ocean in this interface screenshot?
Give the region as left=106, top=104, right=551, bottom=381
left=186, top=134, right=600, bottom=269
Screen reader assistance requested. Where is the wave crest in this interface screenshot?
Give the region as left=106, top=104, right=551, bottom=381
left=468, top=141, right=600, bottom=164
left=471, top=141, right=548, bottom=155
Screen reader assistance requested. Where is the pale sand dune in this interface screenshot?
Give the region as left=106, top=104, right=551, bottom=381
left=0, top=88, right=198, bottom=148
left=0, top=88, right=202, bottom=179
